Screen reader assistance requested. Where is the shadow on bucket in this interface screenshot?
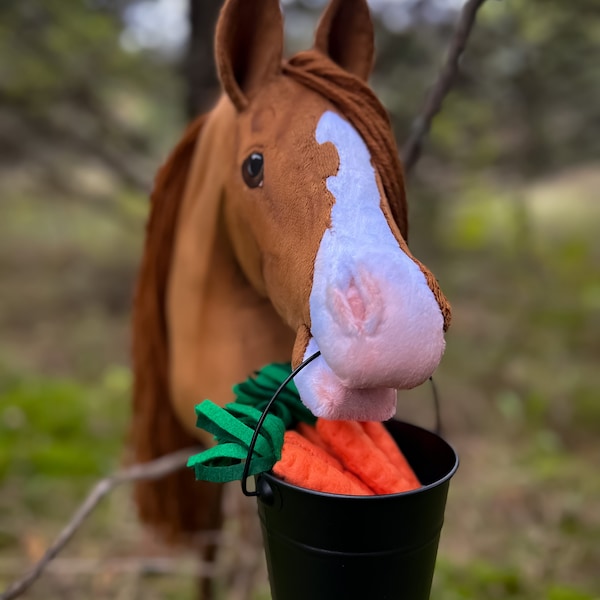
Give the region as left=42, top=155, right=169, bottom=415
left=254, top=419, right=459, bottom=600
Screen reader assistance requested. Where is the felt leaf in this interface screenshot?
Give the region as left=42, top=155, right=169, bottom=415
left=187, top=443, right=274, bottom=483
left=189, top=363, right=311, bottom=483
left=194, top=400, right=273, bottom=458
left=233, top=363, right=316, bottom=426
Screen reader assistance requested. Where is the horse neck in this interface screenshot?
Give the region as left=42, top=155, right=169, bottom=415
left=167, top=99, right=295, bottom=437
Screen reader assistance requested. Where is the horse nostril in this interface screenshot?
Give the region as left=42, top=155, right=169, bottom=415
left=326, top=271, right=383, bottom=336
left=346, top=278, right=366, bottom=322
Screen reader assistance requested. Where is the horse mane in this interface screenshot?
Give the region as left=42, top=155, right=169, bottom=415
left=284, top=49, right=408, bottom=239
left=131, top=113, right=223, bottom=541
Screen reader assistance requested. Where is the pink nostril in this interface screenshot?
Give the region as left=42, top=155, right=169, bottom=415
left=346, top=278, right=366, bottom=322
left=327, top=272, right=384, bottom=336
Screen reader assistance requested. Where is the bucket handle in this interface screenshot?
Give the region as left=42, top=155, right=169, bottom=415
left=430, top=376, right=442, bottom=436
left=240, top=354, right=443, bottom=497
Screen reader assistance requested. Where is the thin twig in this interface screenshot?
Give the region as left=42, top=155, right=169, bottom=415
left=0, top=448, right=201, bottom=600
left=402, top=0, right=489, bottom=173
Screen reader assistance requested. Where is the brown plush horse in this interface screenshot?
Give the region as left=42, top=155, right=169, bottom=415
left=131, top=0, right=451, bottom=587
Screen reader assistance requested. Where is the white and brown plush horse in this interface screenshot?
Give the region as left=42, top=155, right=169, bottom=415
left=131, top=0, right=451, bottom=588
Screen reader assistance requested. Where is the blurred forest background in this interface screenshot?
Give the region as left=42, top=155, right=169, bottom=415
left=1, top=0, right=599, bottom=598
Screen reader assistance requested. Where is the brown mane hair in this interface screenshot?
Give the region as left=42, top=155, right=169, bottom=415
left=131, top=114, right=222, bottom=541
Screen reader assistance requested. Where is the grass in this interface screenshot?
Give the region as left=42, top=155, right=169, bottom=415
left=0, top=366, right=130, bottom=481
left=433, top=560, right=599, bottom=599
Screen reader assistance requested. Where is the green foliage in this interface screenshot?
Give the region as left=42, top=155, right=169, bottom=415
left=0, top=366, right=130, bottom=481
left=433, top=560, right=598, bottom=600
left=435, top=172, right=600, bottom=444
left=374, top=0, right=600, bottom=179
left=0, top=0, right=184, bottom=210
left=0, top=0, right=165, bottom=105
left=434, top=560, right=526, bottom=598
left=547, top=586, right=599, bottom=600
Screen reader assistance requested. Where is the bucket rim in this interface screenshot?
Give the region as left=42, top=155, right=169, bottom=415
left=258, top=420, right=459, bottom=501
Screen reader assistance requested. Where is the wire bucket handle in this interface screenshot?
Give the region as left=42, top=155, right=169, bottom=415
left=240, top=351, right=443, bottom=497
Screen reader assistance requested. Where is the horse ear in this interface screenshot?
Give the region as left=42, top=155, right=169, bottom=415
left=215, top=0, right=284, bottom=111
left=314, top=0, right=375, bottom=81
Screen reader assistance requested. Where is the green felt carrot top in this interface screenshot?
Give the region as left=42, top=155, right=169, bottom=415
left=188, top=363, right=421, bottom=496
left=187, top=363, right=315, bottom=484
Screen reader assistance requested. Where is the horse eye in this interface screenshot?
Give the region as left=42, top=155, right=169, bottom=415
left=242, top=152, right=264, bottom=188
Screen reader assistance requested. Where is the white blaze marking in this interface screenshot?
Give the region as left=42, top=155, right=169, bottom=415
left=310, top=111, right=429, bottom=348
left=294, top=110, right=445, bottom=420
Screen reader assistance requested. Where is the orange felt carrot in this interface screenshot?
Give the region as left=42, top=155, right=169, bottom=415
left=316, top=420, right=421, bottom=495
left=283, top=430, right=345, bottom=471
left=293, top=426, right=376, bottom=494
left=296, top=422, right=331, bottom=452
left=273, top=430, right=374, bottom=496
left=361, top=421, right=420, bottom=488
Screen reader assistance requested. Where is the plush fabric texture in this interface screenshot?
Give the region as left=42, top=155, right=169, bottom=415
left=273, top=420, right=421, bottom=496
left=131, top=0, right=451, bottom=542
left=274, top=430, right=374, bottom=496
left=284, top=50, right=408, bottom=242
left=281, top=52, right=452, bottom=420
left=283, top=50, right=452, bottom=331
left=313, top=0, right=374, bottom=81
left=165, top=97, right=294, bottom=437
left=215, top=0, right=284, bottom=111
left=295, top=337, right=398, bottom=421
left=294, top=111, right=446, bottom=420
left=130, top=115, right=225, bottom=541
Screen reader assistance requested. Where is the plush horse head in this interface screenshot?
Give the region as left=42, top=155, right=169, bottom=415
left=131, top=0, right=451, bottom=540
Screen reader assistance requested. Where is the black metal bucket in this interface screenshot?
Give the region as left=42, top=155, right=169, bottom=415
left=254, top=419, right=459, bottom=600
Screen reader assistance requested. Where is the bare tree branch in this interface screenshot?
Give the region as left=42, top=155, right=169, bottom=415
left=402, top=0, right=489, bottom=173
left=0, top=448, right=200, bottom=600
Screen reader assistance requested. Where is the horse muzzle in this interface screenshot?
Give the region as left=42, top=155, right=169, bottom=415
left=294, top=248, right=446, bottom=421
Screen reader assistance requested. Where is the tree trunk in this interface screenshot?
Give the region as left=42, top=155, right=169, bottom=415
left=185, top=0, right=224, bottom=118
